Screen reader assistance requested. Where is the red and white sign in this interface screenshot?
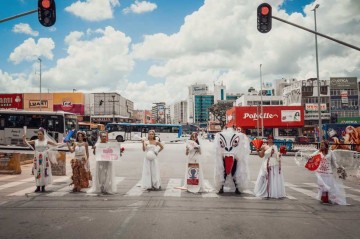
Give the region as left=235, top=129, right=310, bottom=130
left=305, top=103, right=327, bottom=112
left=0, top=94, right=23, bottom=109
left=226, top=106, right=304, bottom=128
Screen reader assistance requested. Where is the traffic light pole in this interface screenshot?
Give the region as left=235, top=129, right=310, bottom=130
left=0, top=9, right=37, bottom=24
left=272, top=16, right=360, bottom=52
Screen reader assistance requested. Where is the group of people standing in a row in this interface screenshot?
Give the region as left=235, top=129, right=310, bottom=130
left=23, top=127, right=347, bottom=205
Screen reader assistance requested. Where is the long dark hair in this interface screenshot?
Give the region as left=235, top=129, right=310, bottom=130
left=320, top=141, right=329, bottom=155
left=190, top=132, right=200, bottom=145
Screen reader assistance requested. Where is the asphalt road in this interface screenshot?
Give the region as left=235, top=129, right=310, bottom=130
left=0, top=140, right=360, bottom=239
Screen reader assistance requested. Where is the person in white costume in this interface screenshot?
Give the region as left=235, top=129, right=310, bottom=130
left=23, top=128, right=59, bottom=193
left=311, top=141, right=347, bottom=205
left=254, top=135, right=286, bottom=199
left=214, top=128, right=251, bottom=194
left=88, top=132, right=117, bottom=195
left=183, top=132, right=205, bottom=193
left=141, top=130, right=164, bottom=190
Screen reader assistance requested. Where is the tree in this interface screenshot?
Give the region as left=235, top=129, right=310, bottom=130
left=208, top=101, right=234, bottom=129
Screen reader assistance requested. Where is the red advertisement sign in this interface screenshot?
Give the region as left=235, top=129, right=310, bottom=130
left=226, top=106, right=304, bottom=128
left=0, top=94, right=23, bottom=109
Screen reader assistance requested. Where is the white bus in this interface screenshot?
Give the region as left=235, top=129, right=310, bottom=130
left=0, top=110, right=78, bottom=146
left=106, top=123, right=183, bottom=142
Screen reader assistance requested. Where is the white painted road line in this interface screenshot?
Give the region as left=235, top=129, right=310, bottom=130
left=164, top=178, right=182, bottom=197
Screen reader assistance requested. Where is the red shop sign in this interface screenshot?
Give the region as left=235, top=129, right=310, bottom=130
left=0, top=94, right=23, bottom=109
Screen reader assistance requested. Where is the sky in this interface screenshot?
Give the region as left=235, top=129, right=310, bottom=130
left=0, top=0, right=359, bottom=110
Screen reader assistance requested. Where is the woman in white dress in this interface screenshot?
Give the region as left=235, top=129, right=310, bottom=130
left=67, top=131, right=91, bottom=192
left=141, top=130, right=164, bottom=190
left=311, top=141, right=347, bottom=205
left=88, top=132, right=117, bottom=195
left=23, top=128, right=58, bottom=193
left=183, top=132, right=205, bottom=193
left=254, top=135, right=286, bottom=199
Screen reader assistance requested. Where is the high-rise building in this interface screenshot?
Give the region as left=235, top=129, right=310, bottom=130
left=187, top=84, right=208, bottom=123
left=173, top=100, right=187, bottom=124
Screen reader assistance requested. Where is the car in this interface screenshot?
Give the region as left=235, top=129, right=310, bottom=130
left=295, top=136, right=310, bottom=143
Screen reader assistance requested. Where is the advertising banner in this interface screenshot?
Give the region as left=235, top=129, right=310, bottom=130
left=226, top=106, right=304, bottom=128
left=0, top=94, right=23, bottom=109
left=305, top=103, right=327, bottom=112
left=95, top=142, right=121, bottom=161
left=330, top=77, right=357, bottom=89
left=23, top=93, right=53, bottom=111
left=53, top=93, right=85, bottom=115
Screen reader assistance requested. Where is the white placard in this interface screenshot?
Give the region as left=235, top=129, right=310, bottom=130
left=95, top=142, right=121, bottom=161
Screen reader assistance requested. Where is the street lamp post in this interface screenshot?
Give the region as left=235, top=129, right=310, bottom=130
left=109, top=95, right=119, bottom=123
left=312, top=4, right=322, bottom=142
left=260, top=64, right=264, bottom=137
left=38, top=58, right=42, bottom=112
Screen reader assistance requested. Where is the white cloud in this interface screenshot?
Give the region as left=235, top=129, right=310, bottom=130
left=123, top=1, right=157, bottom=14
left=0, top=70, right=37, bottom=93
left=42, top=26, right=134, bottom=92
left=12, top=23, right=39, bottom=36
left=8, top=38, right=55, bottom=64
left=130, top=0, right=360, bottom=108
left=65, top=0, right=120, bottom=21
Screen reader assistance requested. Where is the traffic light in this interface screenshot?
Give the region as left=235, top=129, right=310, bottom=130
left=257, top=3, right=272, bottom=33
left=38, top=0, right=56, bottom=27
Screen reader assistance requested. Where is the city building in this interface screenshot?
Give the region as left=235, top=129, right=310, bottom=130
left=187, top=84, right=208, bottom=123
left=172, top=100, right=187, bottom=124
left=151, top=102, right=166, bottom=123
left=133, top=110, right=152, bottom=123
left=330, top=77, right=359, bottom=118
left=89, top=92, right=134, bottom=124
left=194, top=95, right=214, bottom=125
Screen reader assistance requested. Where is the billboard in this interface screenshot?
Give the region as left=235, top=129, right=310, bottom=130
left=226, top=106, right=304, bottom=128
left=23, top=93, right=53, bottom=111
left=53, top=93, right=85, bottom=115
left=330, top=77, right=358, bottom=89
left=0, top=94, right=23, bottom=109
left=305, top=103, right=327, bottom=112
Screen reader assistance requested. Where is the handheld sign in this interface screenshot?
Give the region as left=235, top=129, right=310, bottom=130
left=63, top=129, right=75, bottom=143
left=95, top=142, right=121, bottom=161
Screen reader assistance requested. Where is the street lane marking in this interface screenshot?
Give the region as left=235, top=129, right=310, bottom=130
left=7, top=176, right=69, bottom=196
left=202, top=180, right=219, bottom=198
left=285, top=182, right=317, bottom=199
left=125, top=180, right=143, bottom=197
left=0, top=175, right=17, bottom=181
left=164, top=178, right=182, bottom=197
left=0, top=177, right=34, bottom=191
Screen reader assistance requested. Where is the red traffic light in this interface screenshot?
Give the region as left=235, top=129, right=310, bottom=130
left=261, top=6, right=270, bottom=15
left=41, top=0, right=51, bottom=9
left=257, top=3, right=272, bottom=33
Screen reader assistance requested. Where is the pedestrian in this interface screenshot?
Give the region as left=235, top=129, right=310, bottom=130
left=183, top=132, right=205, bottom=193
left=254, top=135, right=286, bottom=199
left=67, top=131, right=91, bottom=192
left=88, top=132, right=117, bottom=194
left=22, top=127, right=59, bottom=193
left=141, top=130, right=164, bottom=190
left=310, top=141, right=347, bottom=205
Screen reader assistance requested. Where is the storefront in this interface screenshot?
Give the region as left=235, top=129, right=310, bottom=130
left=53, top=93, right=85, bottom=115
left=23, top=93, right=53, bottom=111
left=226, top=106, right=305, bottom=139
left=0, top=94, right=23, bottom=109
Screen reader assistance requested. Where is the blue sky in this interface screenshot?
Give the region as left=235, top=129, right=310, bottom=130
left=1, top=0, right=359, bottom=109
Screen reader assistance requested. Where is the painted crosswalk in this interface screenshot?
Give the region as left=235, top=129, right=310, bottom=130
left=1, top=175, right=360, bottom=204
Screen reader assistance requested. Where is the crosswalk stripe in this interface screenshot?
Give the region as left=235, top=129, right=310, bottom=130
left=285, top=182, right=317, bottom=199
left=202, top=180, right=219, bottom=198
left=125, top=180, right=143, bottom=197
left=0, top=175, right=17, bottom=181
left=164, top=178, right=182, bottom=197
left=0, top=177, right=34, bottom=191
left=7, top=176, right=69, bottom=196
left=302, top=182, right=360, bottom=202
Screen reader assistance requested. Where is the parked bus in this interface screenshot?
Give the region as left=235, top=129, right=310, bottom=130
left=0, top=110, right=78, bottom=146
left=78, top=122, right=105, bottom=131
left=106, top=123, right=182, bottom=142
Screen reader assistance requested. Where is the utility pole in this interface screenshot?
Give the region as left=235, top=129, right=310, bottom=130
left=260, top=64, right=264, bottom=137
left=38, top=58, right=42, bottom=112
left=109, top=95, right=119, bottom=123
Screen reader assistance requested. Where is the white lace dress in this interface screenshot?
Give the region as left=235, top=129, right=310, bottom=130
left=141, top=143, right=161, bottom=190
left=314, top=150, right=347, bottom=205
left=33, top=139, right=54, bottom=186
left=254, top=145, right=286, bottom=198
left=183, top=140, right=205, bottom=193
